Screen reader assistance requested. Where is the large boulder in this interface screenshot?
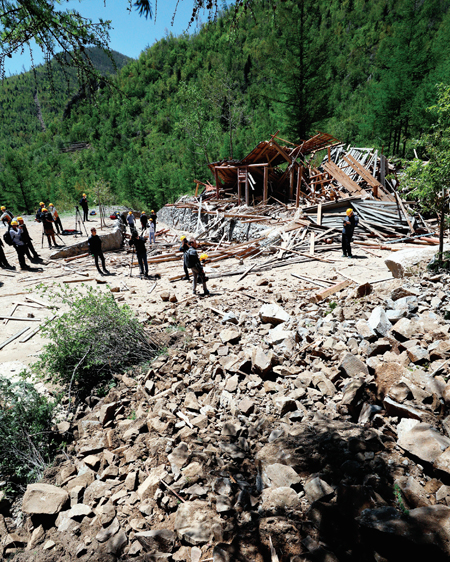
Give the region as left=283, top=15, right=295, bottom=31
left=368, top=307, right=392, bottom=337
left=385, top=244, right=450, bottom=278
left=397, top=419, right=450, bottom=464
left=50, top=222, right=124, bottom=259
left=22, top=484, right=69, bottom=515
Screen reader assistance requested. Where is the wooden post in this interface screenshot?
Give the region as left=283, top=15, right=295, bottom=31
left=194, top=181, right=199, bottom=197
left=245, top=167, right=250, bottom=206
left=328, top=146, right=331, bottom=162
left=214, top=167, right=220, bottom=199
left=296, top=167, right=302, bottom=208
left=289, top=168, right=294, bottom=200
left=380, top=154, right=386, bottom=187
left=263, top=166, right=268, bottom=204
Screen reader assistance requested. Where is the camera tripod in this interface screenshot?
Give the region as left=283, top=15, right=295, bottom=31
left=74, top=206, right=88, bottom=238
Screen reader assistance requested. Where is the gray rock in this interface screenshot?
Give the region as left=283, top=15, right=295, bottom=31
left=386, top=309, right=407, bottom=323
left=368, top=306, right=392, bottom=337
left=174, top=500, right=222, bottom=545
left=261, top=487, right=301, bottom=510
left=22, top=484, right=69, bottom=515
left=304, top=476, right=334, bottom=503
left=221, top=312, right=238, bottom=325
left=251, top=348, right=272, bottom=377
left=220, top=329, right=241, bottom=345
left=383, top=397, right=423, bottom=421
left=339, top=353, right=369, bottom=378
left=262, top=463, right=301, bottom=489
left=397, top=419, right=450, bottom=464
left=407, top=346, right=430, bottom=364
left=259, top=303, right=290, bottom=326
left=96, top=517, right=120, bottom=543
left=105, top=530, right=127, bottom=554
left=395, top=476, right=430, bottom=507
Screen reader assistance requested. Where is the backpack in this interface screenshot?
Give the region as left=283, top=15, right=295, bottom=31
left=185, top=247, right=199, bottom=268
left=3, top=229, right=13, bottom=246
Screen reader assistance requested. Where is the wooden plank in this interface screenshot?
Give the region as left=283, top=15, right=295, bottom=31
left=64, top=253, right=90, bottom=262
left=0, top=327, right=30, bottom=350
left=291, top=273, right=327, bottom=288
left=4, top=303, right=19, bottom=325
left=323, top=162, right=362, bottom=195
left=395, top=193, right=414, bottom=234
left=313, top=279, right=352, bottom=302
left=310, top=232, right=315, bottom=256
left=19, top=314, right=57, bottom=343
left=25, top=296, right=51, bottom=308
left=263, top=166, right=268, bottom=204
left=317, top=202, right=322, bottom=226
left=344, top=155, right=380, bottom=188
left=0, top=316, right=41, bottom=321
left=296, top=166, right=302, bottom=208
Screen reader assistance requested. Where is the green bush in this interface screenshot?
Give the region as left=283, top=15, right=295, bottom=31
left=37, top=285, right=159, bottom=397
left=0, top=376, right=58, bottom=491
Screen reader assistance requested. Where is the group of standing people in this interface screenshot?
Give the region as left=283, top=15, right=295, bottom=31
left=0, top=205, right=41, bottom=270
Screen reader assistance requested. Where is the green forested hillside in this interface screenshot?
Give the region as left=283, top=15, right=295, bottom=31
left=2, top=0, right=450, bottom=214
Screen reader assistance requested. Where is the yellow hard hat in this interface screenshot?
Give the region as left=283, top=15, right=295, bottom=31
left=1, top=206, right=5, bottom=211
left=180, top=235, right=186, bottom=241
left=11, top=220, right=18, bottom=226
left=17, top=216, right=23, bottom=221
left=128, top=211, right=133, bottom=215
left=346, top=208, right=353, bottom=216
left=39, top=202, right=44, bottom=206
left=199, top=253, right=208, bottom=261
left=82, top=193, right=86, bottom=197
left=49, top=203, right=54, bottom=207
left=141, top=211, right=146, bottom=214
left=151, top=210, right=155, bottom=213
left=42, top=208, right=48, bottom=212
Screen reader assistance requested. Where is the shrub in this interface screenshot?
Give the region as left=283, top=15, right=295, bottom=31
left=37, top=285, right=159, bottom=397
left=0, top=376, right=58, bottom=491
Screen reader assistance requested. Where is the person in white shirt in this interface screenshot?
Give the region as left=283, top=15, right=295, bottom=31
left=148, top=220, right=155, bottom=245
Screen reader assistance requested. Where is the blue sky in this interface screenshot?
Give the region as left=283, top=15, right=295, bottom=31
left=4, top=0, right=212, bottom=76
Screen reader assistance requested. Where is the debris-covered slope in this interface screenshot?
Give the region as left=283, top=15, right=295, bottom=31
left=4, top=269, right=450, bottom=562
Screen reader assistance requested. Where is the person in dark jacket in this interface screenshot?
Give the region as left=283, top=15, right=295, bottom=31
left=342, top=208, right=359, bottom=258
left=0, top=237, right=12, bottom=268
left=179, top=235, right=190, bottom=280
left=88, top=227, right=109, bottom=275
left=150, top=210, right=157, bottom=231
left=17, top=217, right=40, bottom=260
left=140, top=211, right=148, bottom=233
left=41, top=208, right=57, bottom=248
left=80, top=193, right=89, bottom=222
left=10, top=220, right=30, bottom=270
left=35, top=202, right=45, bottom=223
left=184, top=239, right=209, bottom=296
left=128, top=229, right=148, bottom=276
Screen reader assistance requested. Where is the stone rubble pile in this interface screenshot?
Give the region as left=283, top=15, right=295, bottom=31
left=4, top=271, right=450, bottom=561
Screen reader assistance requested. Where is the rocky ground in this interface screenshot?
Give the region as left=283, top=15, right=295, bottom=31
left=3, top=242, right=450, bottom=561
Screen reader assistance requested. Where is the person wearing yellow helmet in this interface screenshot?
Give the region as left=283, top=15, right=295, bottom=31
left=184, top=239, right=209, bottom=296
left=127, top=211, right=135, bottom=233
left=17, top=217, right=40, bottom=260
left=48, top=203, right=63, bottom=234
left=139, top=211, right=148, bottom=233
left=1, top=205, right=13, bottom=227
left=150, top=209, right=157, bottom=231
left=79, top=193, right=89, bottom=222
left=179, top=235, right=190, bottom=280
left=41, top=208, right=57, bottom=248
left=35, top=202, right=45, bottom=223
left=10, top=220, right=30, bottom=270
left=342, top=207, right=359, bottom=258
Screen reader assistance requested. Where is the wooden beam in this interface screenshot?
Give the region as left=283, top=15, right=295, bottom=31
left=237, top=169, right=241, bottom=205
left=289, top=169, right=294, bottom=200
left=395, top=193, right=414, bottom=234
left=310, top=232, right=315, bottom=255
left=313, top=279, right=352, bottom=302
left=214, top=167, right=220, bottom=199
left=245, top=169, right=250, bottom=206
left=323, top=162, right=362, bottom=195
left=296, top=166, right=302, bottom=208
left=0, top=328, right=30, bottom=350
left=317, top=202, right=322, bottom=226
left=263, top=166, right=268, bottom=204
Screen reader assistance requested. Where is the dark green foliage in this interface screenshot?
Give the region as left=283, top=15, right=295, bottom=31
left=37, top=285, right=159, bottom=397
left=0, top=376, right=58, bottom=490
left=2, top=1, right=450, bottom=212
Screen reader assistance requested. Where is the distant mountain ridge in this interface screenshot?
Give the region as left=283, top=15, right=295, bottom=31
left=0, top=48, right=131, bottom=147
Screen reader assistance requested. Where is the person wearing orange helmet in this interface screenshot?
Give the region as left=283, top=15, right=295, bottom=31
left=79, top=193, right=89, bottom=222
left=179, top=235, right=190, bottom=280
left=184, top=239, right=209, bottom=296
left=342, top=208, right=359, bottom=258
left=150, top=209, right=157, bottom=232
